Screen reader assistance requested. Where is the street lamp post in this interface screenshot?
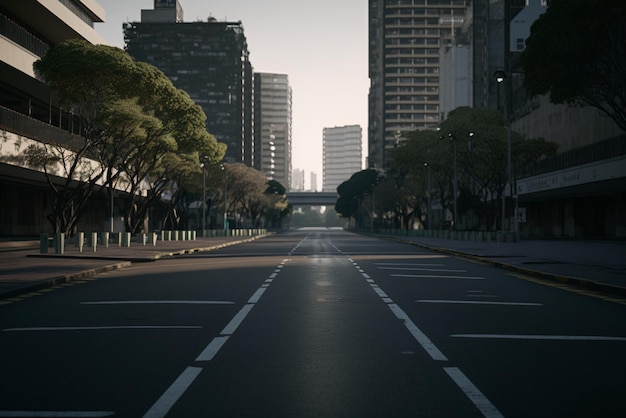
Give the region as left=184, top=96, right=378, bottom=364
left=221, top=164, right=228, bottom=232
left=494, top=70, right=513, bottom=233
left=201, top=161, right=206, bottom=237
left=449, top=132, right=458, bottom=230
left=437, top=128, right=458, bottom=229
left=424, top=162, right=431, bottom=230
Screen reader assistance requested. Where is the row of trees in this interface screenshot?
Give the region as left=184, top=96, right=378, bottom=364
left=24, top=39, right=287, bottom=235
left=335, top=107, right=557, bottom=231
left=337, top=0, right=626, bottom=231
left=155, top=162, right=290, bottom=232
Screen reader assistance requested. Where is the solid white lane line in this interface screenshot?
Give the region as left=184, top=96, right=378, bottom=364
left=417, top=300, right=542, bottom=306
left=2, top=326, right=201, bottom=332
left=220, top=304, right=254, bottom=335
left=81, top=300, right=234, bottom=305
left=379, top=267, right=467, bottom=272
left=375, top=262, right=445, bottom=266
left=196, top=336, right=230, bottom=361
left=388, top=304, right=448, bottom=362
left=392, top=274, right=485, bottom=280
left=143, top=366, right=202, bottom=418
left=452, top=334, right=626, bottom=341
left=467, top=295, right=499, bottom=298
left=444, top=367, right=504, bottom=418
left=0, top=412, right=114, bottom=417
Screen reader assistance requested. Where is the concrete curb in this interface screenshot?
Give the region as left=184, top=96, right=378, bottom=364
left=1, top=261, right=131, bottom=300
left=3, top=235, right=269, bottom=300
left=384, top=236, right=626, bottom=297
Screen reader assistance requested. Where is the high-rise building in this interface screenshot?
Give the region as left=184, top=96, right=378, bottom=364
left=124, top=0, right=254, bottom=165
left=368, top=0, right=468, bottom=169
left=254, top=73, right=292, bottom=190
left=310, top=172, right=318, bottom=192
left=323, top=125, right=362, bottom=193
left=291, top=168, right=305, bottom=192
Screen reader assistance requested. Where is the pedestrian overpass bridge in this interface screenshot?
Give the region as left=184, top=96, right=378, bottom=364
left=286, top=192, right=338, bottom=206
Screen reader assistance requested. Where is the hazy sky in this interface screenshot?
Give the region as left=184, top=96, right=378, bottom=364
left=95, top=0, right=369, bottom=190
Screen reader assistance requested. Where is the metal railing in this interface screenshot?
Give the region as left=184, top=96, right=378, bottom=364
left=0, top=13, right=50, bottom=58
left=0, top=105, right=85, bottom=150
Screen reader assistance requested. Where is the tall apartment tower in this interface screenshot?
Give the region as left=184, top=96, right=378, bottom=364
left=254, top=73, right=292, bottom=190
left=323, top=125, right=362, bottom=193
left=310, top=172, right=318, bottom=192
left=291, top=168, right=305, bottom=191
left=124, top=1, right=254, bottom=165
left=368, top=0, right=468, bottom=169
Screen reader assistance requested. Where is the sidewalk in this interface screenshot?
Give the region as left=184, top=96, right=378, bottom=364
left=0, top=234, right=266, bottom=299
left=1, top=233, right=625, bottom=300
left=383, top=234, right=626, bottom=296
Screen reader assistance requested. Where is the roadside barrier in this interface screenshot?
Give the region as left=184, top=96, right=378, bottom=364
left=375, top=228, right=519, bottom=243
left=38, top=229, right=268, bottom=254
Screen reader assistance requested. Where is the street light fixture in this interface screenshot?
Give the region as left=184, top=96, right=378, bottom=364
left=437, top=128, right=458, bottom=229
left=200, top=155, right=208, bottom=237
left=221, top=164, right=228, bottom=232
left=494, top=70, right=513, bottom=233
left=424, top=162, right=431, bottom=230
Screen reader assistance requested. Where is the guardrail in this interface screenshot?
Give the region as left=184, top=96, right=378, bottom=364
left=39, top=229, right=268, bottom=254
left=371, top=228, right=519, bottom=243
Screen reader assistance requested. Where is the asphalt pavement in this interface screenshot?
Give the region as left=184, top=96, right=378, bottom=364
left=1, top=230, right=625, bottom=300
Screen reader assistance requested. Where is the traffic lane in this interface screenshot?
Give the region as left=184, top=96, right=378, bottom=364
left=0, top=253, right=287, bottom=416
left=345, top=241, right=626, bottom=417
left=170, top=253, right=486, bottom=418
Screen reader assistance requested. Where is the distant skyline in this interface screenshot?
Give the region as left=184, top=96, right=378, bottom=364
left=95, top=0, right=368, bottom=190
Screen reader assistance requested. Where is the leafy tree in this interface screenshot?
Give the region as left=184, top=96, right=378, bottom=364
left=521, top=0, right=626, bottom=130
left=31, top=39, right=226, bottom=234
left=393, top=107, right=557, bottom=230
left=335, top=169, right=381, bottom=225
left=219, top=164, right=288, bottom=228
left=30, top=40, right=142, bottom=234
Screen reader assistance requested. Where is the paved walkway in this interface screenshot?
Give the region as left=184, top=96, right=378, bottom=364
left=382, top=234, right=626, bottom=295
left=1, top=232, right=625, bottom=300
left=0, top=235, right=265, bottom=299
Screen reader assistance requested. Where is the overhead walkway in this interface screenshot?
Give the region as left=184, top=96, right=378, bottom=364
left=286, top=192, right=338, bottom=206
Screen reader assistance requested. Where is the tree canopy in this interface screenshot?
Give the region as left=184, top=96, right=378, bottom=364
left=521, top=0, right=626, bottom=130
left=30, top=39, right=226, bottom=234
left=392, top=107, right=557, bottom=230
left=335, top=169, right=381, bottom=220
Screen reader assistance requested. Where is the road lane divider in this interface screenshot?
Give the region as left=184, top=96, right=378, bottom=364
left=143, top=366, right=203, bottom=418
left=452, top=334, right=626, bottom=341
left=392, top=273, right=485, bottom=280
left=416, top=300, right=542, bottom=306
left=0, top=411, right=115, bottom=417
left=344, top=253, right=503, bottom=418
left=346, top=258, right=448, bottom=362
left=194, top=258, right=290, bottom=363
left=82, top=300, right=234, bottom=305
left=444, top=367, right=504, bottom=418
left=145, top=258, right=291, bottom=417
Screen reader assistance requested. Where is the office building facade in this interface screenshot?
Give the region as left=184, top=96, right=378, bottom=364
left=0, top=0, right=107, bottom=236
left=254, top=73, right=292, bottom=190
left=368, top=0, right=468, bottom=169
left=323, top=125, right=362, bottom=193
left=124, top=1, right=254, bottom=165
